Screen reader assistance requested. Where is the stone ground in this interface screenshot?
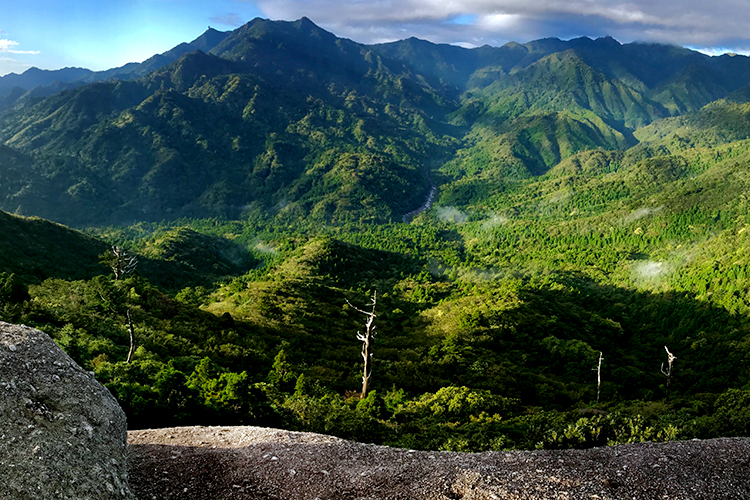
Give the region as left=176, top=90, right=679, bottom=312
left=128, top=426, right=750, bottom=499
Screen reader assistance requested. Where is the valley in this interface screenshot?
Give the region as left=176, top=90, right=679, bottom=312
left=1, top=17, right=750, bottom=452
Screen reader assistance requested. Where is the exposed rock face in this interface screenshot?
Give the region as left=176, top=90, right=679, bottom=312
left=128, top=425, right=750, bottom=500
left=0, top=322, right=133, bottom=500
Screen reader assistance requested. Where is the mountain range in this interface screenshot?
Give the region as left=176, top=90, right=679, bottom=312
left=3, top=17, right=750, bottom=227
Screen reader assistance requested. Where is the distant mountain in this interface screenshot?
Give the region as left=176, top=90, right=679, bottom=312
left=3, top=17, right=750, bottom=227
left=0, top=28, right=231, bottom=109
left=0, top=66, right=94, bottom=95
left=374, top=35, right=750, bottom=115
left=633, top=92, right=750, bottom=152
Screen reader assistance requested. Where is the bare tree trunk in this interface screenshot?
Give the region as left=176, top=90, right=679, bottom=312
left=595, top=351, right=603, bottom=403
left=661, top=346, right=676, bottom=400
left=126, top=308, right=136, bottom=364
left=361, top=336, right=372, bottom=398
left=347, top=291, right=378, bottom=399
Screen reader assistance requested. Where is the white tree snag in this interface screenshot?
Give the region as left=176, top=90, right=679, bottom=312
left=347, top=291, right=378, bottom=399
left=102, top=245, right=138, bottom=362
left=594, top=351, right=603, bottom=403
left=106, top=246, right=138, bottom=280
left=661, top=346, right=677, bottom=399
left=126, top=308, right=136, bottom=364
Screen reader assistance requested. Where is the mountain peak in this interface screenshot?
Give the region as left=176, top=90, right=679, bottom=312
left=189, top=26, right=231, bottom=52
left=292, top=16, right=335, bottom=39
left=595, top=35, right=621, bottom=47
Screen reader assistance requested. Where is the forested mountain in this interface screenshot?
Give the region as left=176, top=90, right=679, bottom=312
left=2, top=17, right=750, bottom=451
left=4, top=17, right=750, bottom=227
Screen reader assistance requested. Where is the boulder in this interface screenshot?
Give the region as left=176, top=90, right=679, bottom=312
left=0, top=322, right=134, bottom=499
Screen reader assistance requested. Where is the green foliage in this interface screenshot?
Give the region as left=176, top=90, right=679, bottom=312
left=540, top=412, right=679, bottom=449
left=356, top=390, right=387, bottom=419
left=187, top=357, right=275, bottom=425
left=281, top=393, right=387, bottom=443
left=400, top=386, right=520, bottom=420
left=0, top=272, right=28, bottom=303
left=268, top=349, right=297, bottom=391
left=690, top=389, right=750, bottom=438
left=6, top=21, right=750, bottom=451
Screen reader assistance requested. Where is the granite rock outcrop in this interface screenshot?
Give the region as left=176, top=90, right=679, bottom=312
left=128, top=425, right=750, bottom=500
left=0, top=322, right=133, bottom=500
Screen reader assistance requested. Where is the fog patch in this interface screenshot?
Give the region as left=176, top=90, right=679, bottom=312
left=625, top=206, right=663, bottom=224
left=631, top=260, right=674, bottom=289
left=459, top=267, right=503, bottom=283
left=634, top=260, right=668, bottom=279
left=427, top=259, right=509, bottom=284
left=253, top=241, right=279, bottom=255
left=275, top=198, right=291, bottom=212
left=547, top=188, right=573, bottom=204
left=436, top=206, right=468, bottom=224
left=481, top=212, right=508, bottom=230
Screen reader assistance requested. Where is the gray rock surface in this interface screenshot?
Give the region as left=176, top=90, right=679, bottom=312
left=0, top=322, right=134, bottom=500
left=128, top=425, right=750, bottom=499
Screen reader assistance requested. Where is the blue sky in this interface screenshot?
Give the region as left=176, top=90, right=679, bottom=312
left=3, top=0, right=750, bottom=76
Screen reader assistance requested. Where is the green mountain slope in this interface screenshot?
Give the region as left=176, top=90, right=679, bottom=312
left=633, top=96, right=750, bottom=151
left=0, top=210, right=107, bottom=282
left=0, top=20, right=457, bottom=226
left=5, top=19, right=750, bottom=228
left=461, top=50, right=666, bottom=129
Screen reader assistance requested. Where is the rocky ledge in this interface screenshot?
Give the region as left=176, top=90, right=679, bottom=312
left=128, top=426, right=750, bottom=499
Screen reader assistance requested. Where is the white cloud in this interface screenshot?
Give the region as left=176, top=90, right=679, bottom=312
left=480, top=212, right=508, bottom=230
left=0, top=39, right=39, bottom=55
left=253, top=241, right=279, bottom=255
left=478, top=13, right=524, bottom=30
left=633, top=260, right=669, bottom=280
left=245, top=0, right=750, bottom=52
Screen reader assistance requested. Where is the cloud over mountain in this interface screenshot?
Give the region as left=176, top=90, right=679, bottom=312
left=252, top=0, right=750, bottom=52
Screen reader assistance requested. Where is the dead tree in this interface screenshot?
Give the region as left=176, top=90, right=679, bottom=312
left=593, top=351, right=603, bottom=403
left=126, top=309, right=136, bottom=363
left=660, top=346, right=676, bottom=399
left=347, top=291, right=378, bottom=399
left=102, top=246, right=138, bottom=280
left=101, top=246, right=138, bottom=362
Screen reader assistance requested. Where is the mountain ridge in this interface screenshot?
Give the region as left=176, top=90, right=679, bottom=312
left=0, top=26, right=232, bottom=110
left=3, top=18, right=750, bottom=227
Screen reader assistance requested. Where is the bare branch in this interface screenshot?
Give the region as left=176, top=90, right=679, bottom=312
left=126, top=308, right=136, bottom=363
left=103, top=246, right=138, bottom=280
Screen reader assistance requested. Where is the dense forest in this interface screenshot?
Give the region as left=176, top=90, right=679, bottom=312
left=1, top=17, right=750, bottom=452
